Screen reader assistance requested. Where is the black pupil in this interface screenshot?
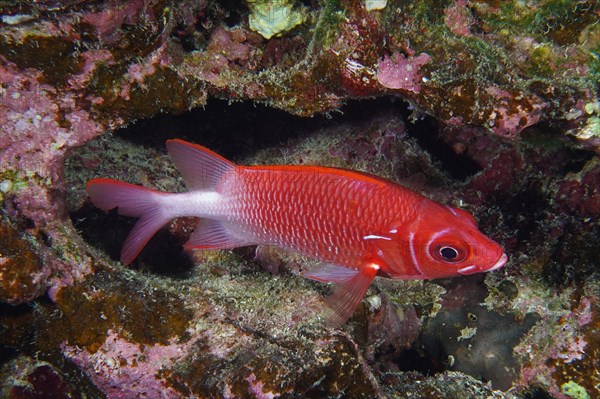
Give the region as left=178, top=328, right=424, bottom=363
left=440, top=247, right=458, bottom=260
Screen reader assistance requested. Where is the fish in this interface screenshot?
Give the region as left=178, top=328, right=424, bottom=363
left=86, top=139, right=508, bottom=325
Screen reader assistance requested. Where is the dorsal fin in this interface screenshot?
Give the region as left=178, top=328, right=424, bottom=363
left=398, top=172, right=427, bottom=192
left=166, top=139, right=236, bottom=191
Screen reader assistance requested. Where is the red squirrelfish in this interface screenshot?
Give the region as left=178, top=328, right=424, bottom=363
left=86, top=139, right=508, bottom=325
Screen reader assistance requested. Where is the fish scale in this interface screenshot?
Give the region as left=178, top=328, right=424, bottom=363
left=223, top=167, right=404, bottom=267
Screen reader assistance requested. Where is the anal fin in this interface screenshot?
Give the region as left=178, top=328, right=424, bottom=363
left=184, top=219, right=254, bottom=250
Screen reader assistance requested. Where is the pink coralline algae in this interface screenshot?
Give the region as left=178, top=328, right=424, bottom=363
left=516, top=296, right=597, bottom=399
left=62, top=330, right=190, bottom=399
left=243, top=374, right=280, bottom=399
left=81, top=0, right=159, bottom=45
left=444, top=0, right=474, bottom=37
left=208, top=26, right=254, bottom=66
left=376, top=52, right=432, bottom=93
left=0, top=55, right=103, bottom=302
left=199, top=26, right=258, bottom=87
left=0, top=46, right=112, bottom=228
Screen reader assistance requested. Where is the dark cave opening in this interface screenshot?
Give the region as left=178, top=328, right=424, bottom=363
left=114, top=97, right=484, bottom=181
left=408, top=116, right=483, bottom=180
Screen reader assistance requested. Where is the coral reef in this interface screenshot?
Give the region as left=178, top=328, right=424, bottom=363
left=0, top=0, right=599, bottom=397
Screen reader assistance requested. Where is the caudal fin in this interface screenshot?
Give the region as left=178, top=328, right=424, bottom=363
left=86, top=178, right=170, bottom=264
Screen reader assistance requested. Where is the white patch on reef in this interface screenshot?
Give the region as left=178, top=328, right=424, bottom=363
left=365, top=0, right=387, bottom=11
left=1, top=14, right=35, bottom=25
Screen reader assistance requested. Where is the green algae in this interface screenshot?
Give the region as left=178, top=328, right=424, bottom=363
left=551, top=293, right=600, bottom=398
left=479, top=0, right=598, bottom=44
left=526, top=44, right=559, bottom=78
left=588, top=50, right=600, bottom=84
left=0, top=170, right=28, bottom=202
left=312, top=0, right=345, bottom=48
left=562, top=381, right=591, bottom=399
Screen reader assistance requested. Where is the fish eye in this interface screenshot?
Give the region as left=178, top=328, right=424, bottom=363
left=433, top=244, right=467, bottom=263
left=439, top=246, right=459, bottom=260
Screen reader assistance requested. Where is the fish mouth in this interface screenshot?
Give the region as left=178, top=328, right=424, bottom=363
left=457, top=253, right=508, bottom=275
left=488, top=253, right=508, bottom=271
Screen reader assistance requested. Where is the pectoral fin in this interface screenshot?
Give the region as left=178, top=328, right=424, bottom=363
left=303, top=263, right=379, bottom=327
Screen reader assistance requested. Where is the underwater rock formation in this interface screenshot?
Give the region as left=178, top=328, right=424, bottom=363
left=1, top=0, right=599, bottom=398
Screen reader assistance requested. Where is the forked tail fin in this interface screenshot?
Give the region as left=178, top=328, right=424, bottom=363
left=86, top=178, right=170, bottom=264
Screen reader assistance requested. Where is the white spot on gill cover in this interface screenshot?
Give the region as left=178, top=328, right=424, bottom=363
left=362, top=234, right=392, bottom=241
